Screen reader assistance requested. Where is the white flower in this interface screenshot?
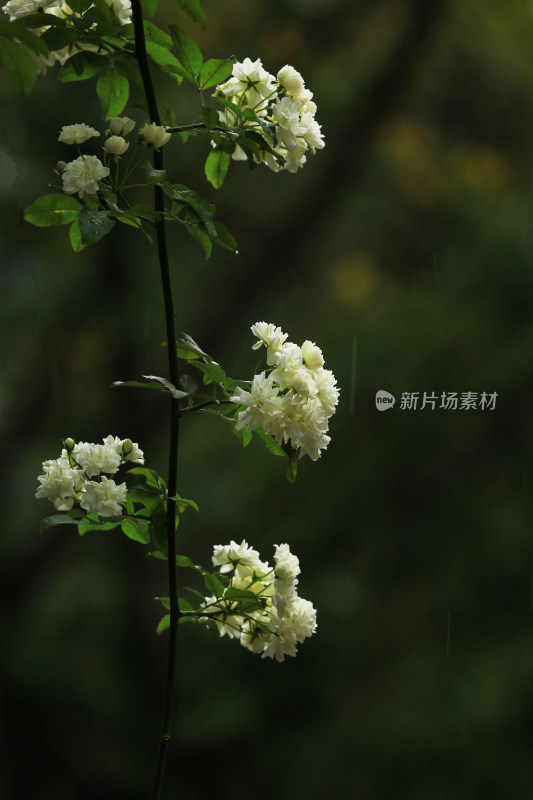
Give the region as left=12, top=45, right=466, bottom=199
left=206, top=541, right=316, bottom=662
left=277, top=65, right=306, bottom=98
left=80, top=476, right=127, bottom=517
left=262, top=595, right=317, bottom=663
left=300, top=111, right=325, bottom=152
left=105, top=0, right=131, bottom=25
left=273, top=543, right=301, bottom=582
left=301, top=340, right=324, bottom=371
left=283, top=143, right=308, bottom=173
left=313, top=368, right=340, bottom=417
left=35, top=457, right=84, bottom=511
left=272, top=97, right=307, bottom=152
left=74, top=442, right=121, bottom=477
left=109, top=116, right=135, bottom=136
left=2, top=0, right=55, bottom=19
left=62, top=155, right=110, bottom=198
left=250, top=322, right=288, bottom=365
left=103, top=435, right=144, bottom=464
left=104, top=135, right=129, bottom=156
left=212, top=540, right=261, bottom=573
left=58, top=123, right=100, bottom=145
left=140, top=122, right=171, bottom=149
left=219, top=57, right=276, bottom=111
left=231, top=372, right=282, bottom=434
left=269, top=342, right=304, bottom=389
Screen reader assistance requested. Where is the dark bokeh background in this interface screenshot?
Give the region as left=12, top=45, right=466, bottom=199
left=2, top=0, right=533, bottom=797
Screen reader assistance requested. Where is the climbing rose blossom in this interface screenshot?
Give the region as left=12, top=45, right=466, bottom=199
left=230, top=323, right=339, bottom=461
left=58, top=123, right=100, bottom=145
left=80, top=476, right=127, bottom=517
left=204, top=542, right=316, bottom=662
left=62, top=155, right=110, bottom=197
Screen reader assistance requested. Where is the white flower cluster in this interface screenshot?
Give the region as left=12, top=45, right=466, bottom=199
left=1, top=0, right=132, bottom=73
left=204, top=540, right=316, bottom=663
left=56, top=117, right=136, bottom=196
left=35, top=435, right=144, bottom=516
left=215, top=59, right=324, bottom=173
left=230, top=323, right=339, bottom=461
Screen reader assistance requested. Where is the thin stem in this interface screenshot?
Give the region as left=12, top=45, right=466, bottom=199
left=130, top=2, right=181, bottom=798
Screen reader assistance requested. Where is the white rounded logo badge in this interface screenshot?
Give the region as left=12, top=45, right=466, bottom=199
left=375, top=390, right=395, bottom=411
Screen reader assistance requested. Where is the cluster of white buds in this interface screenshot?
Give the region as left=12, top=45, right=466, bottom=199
left=203, top=540, right=316, bottom=662
left=214, top=59, right=324, bottom=173
left=35, top=435, right=144, bottom=516
left=230, top=323, right=339, bottom=460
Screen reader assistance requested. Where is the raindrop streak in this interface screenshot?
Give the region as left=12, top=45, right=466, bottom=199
left=350, top=337, right=357, bottom=415
left=432, top=252, right=439, bottom=284
left=446, top=610, right=451, bottom=658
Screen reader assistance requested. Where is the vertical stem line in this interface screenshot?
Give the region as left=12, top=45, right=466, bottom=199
left=130, top=2, right=181, bottom=797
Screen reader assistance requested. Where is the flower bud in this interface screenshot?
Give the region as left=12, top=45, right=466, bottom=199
left=277, top=65, right=306, bottom=98
left=105, top=135, right=129, bottom=156
left=301, top=340, right=324, bottom=371
left=56, top=160, right=67, bottom=174
left=110, top=116, right=136, bottom=136
left=63, top=437, right=75, bottom=451
left=122, top=438, right=133, bottom=456
left=140, top=122, right=171, bottom=149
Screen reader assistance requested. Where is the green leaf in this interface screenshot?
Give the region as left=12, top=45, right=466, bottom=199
left=69, top=217, right=86, bottom=252
left=204, top=572, right=225, bottom=598
left=16, top=13, right=67, bottom=27
left=141, top=0, right=158, bottom=15
left=40, top=27, right=79, bottom=52
left=143, top=20, right=172, bottom=48
left=163, top=183, right=216, bottom=239
left=127, top=466, right=164, bottom=490
left=175, top=554, right=196, bottom=569
left=204, top=149, right=230, bottom=189
left=66, top=0, right=93, bottom=12
left=200, top=107, right=220, bottom=131
left=175, top=332, right=206, bottom=358
left=78, top=206, right=115, bottom=245
left=97, top=66, right=129, bottom=119
left=0, top=36, right=37, bottom=95
left=185, top=212, right=211, bottom=258
left=124, top=204, right=161, bottom=222
left=254, top=425, right=287, bottom=457
left=151, top=521, right=168, bottom=556
left=178, top=597, right=194, bottom=613
left=232, top=424, right=252, bottom=447
left=58, top=52, right=105, bottom=83
left=169, top=25, right=202, bottom=80
left=111, top=374, right=188, bottom=399
left=145, top=40, right=185, bottom=81
left=0, top=21, right=49, bottom=56
left=214, top=220, right=237, bottom=251
left=174, top=497, right=199, bottom=513
left=121, top=518, right=150, bottom=544
left=40, top=514, right=78, bottom=533
left=144, top=165, right=167, bottom=184
left=286, top=447, right=298, bottom=483
left=157, top=614, right=170, bottom=635
left=176, top=0, right=205, bottom=27
left=78, top=516, right=123, bottom=536
left=24, top=194, right=81, bottom=227
left=199, top=58, right=233, bottom=90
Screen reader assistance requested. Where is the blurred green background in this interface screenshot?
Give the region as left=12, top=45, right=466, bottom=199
left=2, top=0, right=533, bottom=797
